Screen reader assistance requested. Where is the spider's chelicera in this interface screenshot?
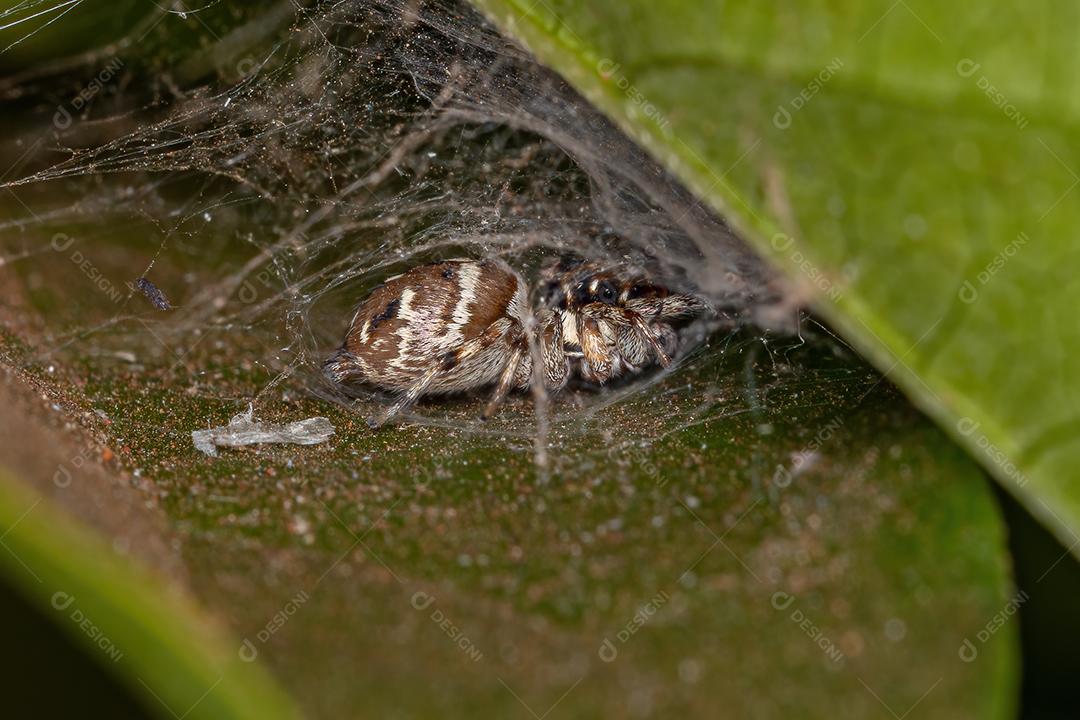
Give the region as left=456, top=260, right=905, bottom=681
left=324, top=256, right=708, bottom=426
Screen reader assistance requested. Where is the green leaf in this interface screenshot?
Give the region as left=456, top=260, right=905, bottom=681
left=0, top=467, right=301, bottom=720
left=0, top=329, right=1014, bottom=718
left=466, top=0, right=1080, bottom=554
left=0, top=4, right=1022, bottom=715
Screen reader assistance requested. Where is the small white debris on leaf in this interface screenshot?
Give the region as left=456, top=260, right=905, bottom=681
left=192, top=404, right=334, bottom=457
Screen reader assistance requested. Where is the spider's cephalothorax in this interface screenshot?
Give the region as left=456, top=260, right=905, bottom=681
left=536, top=256, right=708, bottom=384
left=324, top=257, right=707, bottom=426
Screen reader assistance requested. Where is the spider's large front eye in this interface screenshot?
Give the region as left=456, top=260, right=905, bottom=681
left=595, top=280, right=618, bottom=304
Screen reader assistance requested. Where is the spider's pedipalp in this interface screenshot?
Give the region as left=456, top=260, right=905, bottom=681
left=579, top=315, right=616, bottom=384
left=616, top=322, right=651, bottom=369
left=578, top=301, right=671, bottom=368
left=628, top=311, right=671, bottom=367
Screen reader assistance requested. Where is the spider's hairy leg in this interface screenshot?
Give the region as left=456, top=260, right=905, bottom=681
left=510, top=309, right=569, bottom=389
left=628, top=293, right=710, bottom=322
left=484, top=307, right=570, bottom=420
left=539, top=309, right=569, bottom=390
left=323, top=347, right=359, bottom=385
left=367, top=363, right=441, bottom=428
left=579, top=315, right=616, bottom=384
left=482, top=344, right=524, bottom=420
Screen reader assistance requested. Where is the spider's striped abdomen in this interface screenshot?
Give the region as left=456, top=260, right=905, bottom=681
left=326, top=259, right=526, bottom=392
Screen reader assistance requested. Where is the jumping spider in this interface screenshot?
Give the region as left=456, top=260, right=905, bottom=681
left=324, top=256, right=708, bottom=426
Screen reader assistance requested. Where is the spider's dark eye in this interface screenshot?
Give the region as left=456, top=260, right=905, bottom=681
left=596, top=280, right=618, bottom=304
left=627, top=282, right=669, bottom=300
